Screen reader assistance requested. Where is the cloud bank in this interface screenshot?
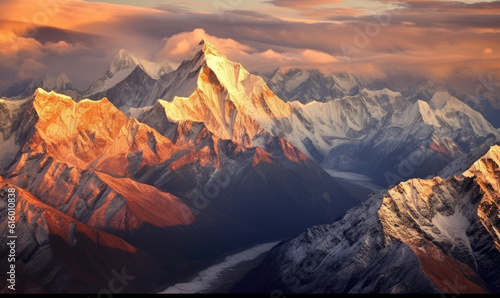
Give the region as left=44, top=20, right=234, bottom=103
left=0, top=0, right=498, bottom=93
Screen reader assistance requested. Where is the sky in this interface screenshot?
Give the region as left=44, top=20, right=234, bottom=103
left=0, top=0, right=499, bottom=93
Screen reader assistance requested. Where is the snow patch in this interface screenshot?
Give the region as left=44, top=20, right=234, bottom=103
left=139, top=59, right=173, bottom=80
left=431, top=210, right=470, bottom=241
left=430, top=209, right=475, bottom=265
left=128, top=106, right=153, bottom=119
left=88, top=68, right=135, bottom=95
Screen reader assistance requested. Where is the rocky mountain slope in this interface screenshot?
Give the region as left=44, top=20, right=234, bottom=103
left=232, top=144, right=500, bottom=294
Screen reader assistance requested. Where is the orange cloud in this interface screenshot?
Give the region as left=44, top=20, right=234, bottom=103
left=401, top=21, right=416, bottom=26
left=158, top=29, right=343, bottom=73
left=269, top=0, right=342, bottom=9
left=157, top=28, right=251, bottom=62
left=0, top=0, right=162, bottom=33
left=0, top=0, right=499, bottom=94
left=0, top=21, right=88, bottom=82
left=302, top=49, right=337, bottom=63
left=0, top=30, right=42, bottom=54
left=483, top=48, right=493, bottom=55
left=267, top=0, right=361, bottom=21
left=44, top=40, right=87, bottom=54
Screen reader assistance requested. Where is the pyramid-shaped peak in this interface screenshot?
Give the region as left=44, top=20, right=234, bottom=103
left=114, top=49, right=140, bottom=63
left=55, top=73, right=71, bottom=84
left=182, top=39, right=225, bottom=64
left=199, top=38, right=213, bottom=47
left=108, top=49, right=140, bottom=75
left=197, top=38, right=223, bottom=57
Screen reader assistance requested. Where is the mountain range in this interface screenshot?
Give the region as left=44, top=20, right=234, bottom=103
left=0, top=40, right=357, bottom=293
left=3, top=43, right=498, bottom=191
left=1, top=39, right=499, bottom=294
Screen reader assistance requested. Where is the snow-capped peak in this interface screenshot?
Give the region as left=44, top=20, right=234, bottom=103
left=41, top=73, right=73, bottom=90
left=428, top=91, right=464, bottom=110
left=82, top=49, right=176, bottom=102
left=107, top=49, right=141, bottom=76
left=184, top=39, right=225, bottom=63
left=138, top=59, right=174, bottom=80
left=199, top=38, right=223, bottom=57
left=107, top=49, right=174, bottom=79
left=152, top=40, right=294, bottom=147
left=55, top=73, right=70, bottom=85
left=331, top=72, right=360, bottom=92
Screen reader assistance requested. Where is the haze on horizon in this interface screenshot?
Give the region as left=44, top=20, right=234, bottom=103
left=0, top=0, right=499, bottom=94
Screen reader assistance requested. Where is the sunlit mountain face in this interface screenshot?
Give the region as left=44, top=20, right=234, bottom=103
left=1, top=0, right=500, bottom=294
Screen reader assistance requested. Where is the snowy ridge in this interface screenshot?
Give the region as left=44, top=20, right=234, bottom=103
left=108, top=49, right=174, bottom=79
left=259, top=66, right=498, bottom=185
left=437, top=140, right=499, bottom=178
left=6, top=89, right=184, bottom=177
left=84, top=49, right=174, bottom=100
left=124, top=40, right=500, bottom=188
left=427, top=92, right=497, bottom=137
left=234, top=145, right=500, bottom=293
left=82, top=43, right=209, bottom=111
left=262, top=68, right=362, bottom=103
left=139, top=59, right=174, bottom=80
left=107, top=49, right=141, bottom=76
left=281, top=88, right=499, bottom=186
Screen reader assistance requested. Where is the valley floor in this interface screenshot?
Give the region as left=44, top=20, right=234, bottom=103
left=160, top=241, right=281, bottom=294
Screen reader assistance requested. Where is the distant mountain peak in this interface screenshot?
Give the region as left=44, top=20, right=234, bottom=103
left=109, top=49, right=174, bottom=78
left=138, top=59, right=174, bottom=79
left=46, top=73, right=72, bottom=89
left=428, top=91, right=468, bottom=110
left=107, top=49, right=140, bottom=76
left=56, top=72, right=70, bottom=82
